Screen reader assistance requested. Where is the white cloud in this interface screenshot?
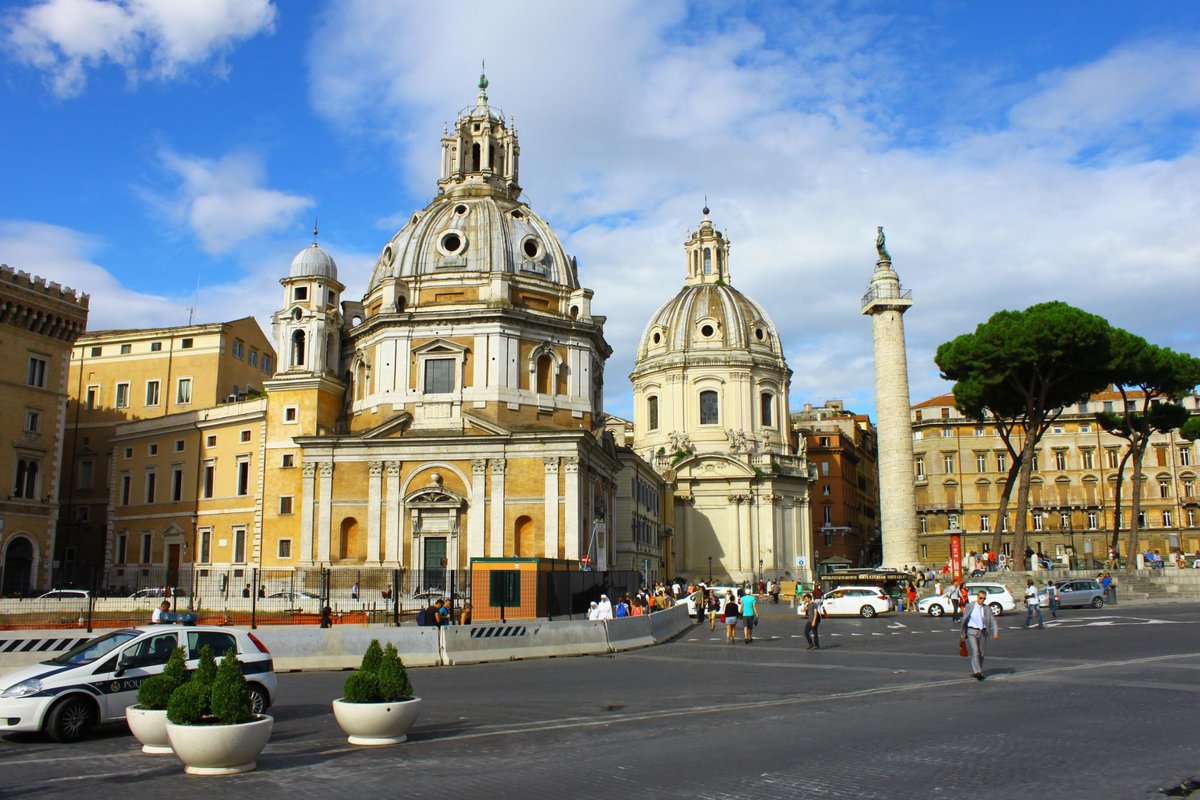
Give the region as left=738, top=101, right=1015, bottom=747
left=0, top=219, right=373, bottom=344
left=307, top=4, right=1200, bottom=419
left=5, top=0, right=276, bottom=98
left=155, top=149, right=314, bottom=255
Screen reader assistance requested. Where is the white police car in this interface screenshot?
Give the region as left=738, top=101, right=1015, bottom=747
left=0, top=625, right=277, bottom=742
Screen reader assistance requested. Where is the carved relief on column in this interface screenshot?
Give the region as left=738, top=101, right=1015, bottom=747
left=317, top=462, right=334, bottom=563
left=385, top=461, right=401, bottom=564
left=468, top=459, right=487, bottom=561
left=300, top=462, right=316, bottom=564
left=543, top=457, right=560, bottom=559
left=489, top=457, right=506, bottom=557
left=366, top=461, right=383, bottom=564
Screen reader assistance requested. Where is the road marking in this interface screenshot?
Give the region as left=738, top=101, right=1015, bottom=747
left=408, top=651, right=1200, bottom=745
left=888, top=621, right=907, bottom=629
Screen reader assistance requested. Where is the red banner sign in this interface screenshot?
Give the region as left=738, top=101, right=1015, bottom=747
left=949, top=534, right=963, bottom=582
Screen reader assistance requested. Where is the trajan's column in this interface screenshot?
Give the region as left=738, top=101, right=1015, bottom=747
left=861, top=227, right=919, bottom=567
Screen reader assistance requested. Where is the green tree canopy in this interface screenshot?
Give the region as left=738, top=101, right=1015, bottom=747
left=936, top=301, right=1113, bottom=565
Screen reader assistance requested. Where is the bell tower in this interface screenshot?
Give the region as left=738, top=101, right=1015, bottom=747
left=683, top=206, right=731, bottom=286
left=273, top=225, right=345, bottom=378
left=437, top=69, right=521, bottom=200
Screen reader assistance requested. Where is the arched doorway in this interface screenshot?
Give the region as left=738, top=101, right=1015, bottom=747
left=3, top=537, right=34, bottom=595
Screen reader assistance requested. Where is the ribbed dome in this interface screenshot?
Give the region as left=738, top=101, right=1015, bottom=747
left=637, top=282, right=785, bottom=361
left=366, top=194, right=578, bottom=293
left=289, top=243, right=338, bottom=280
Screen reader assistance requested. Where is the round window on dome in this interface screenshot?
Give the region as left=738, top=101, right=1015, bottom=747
left=700, top=324, right=715, bottom=338
left=454, top=204, right=469, bottom=216
left=522, top=237, right=542, bottom=260
left=439, top=231, right=466, bottom=256
left=652, top=331, right=662, bottom=345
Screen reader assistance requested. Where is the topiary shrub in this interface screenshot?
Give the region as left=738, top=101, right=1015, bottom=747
left=376, top=644, right=413, bottom=702
left=341, top=639, right=415, bottom=703
left=137, top=646, right=187, bottom=710
left=167, top=680, right=209, bottom=725
left=209, top=648, right=252, bottom=725
left=359, top=639, right=383, bottom=674
left=342, top=670, right=382, bottom=704
left=193, top=644, right=218, bottom=689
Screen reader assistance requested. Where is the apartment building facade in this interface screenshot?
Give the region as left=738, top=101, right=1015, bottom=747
left=0, top=264, right=89, bottom=594
left=59, top=318, right=274, bottom=577
left=911, top=391, right=1200, bottom=567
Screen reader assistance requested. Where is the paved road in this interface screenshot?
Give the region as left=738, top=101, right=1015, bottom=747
left=5, top=600, right=1200, bottom=799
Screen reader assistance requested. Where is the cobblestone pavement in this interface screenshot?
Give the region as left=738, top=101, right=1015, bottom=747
left=4, top=600, right=1200, bottom=799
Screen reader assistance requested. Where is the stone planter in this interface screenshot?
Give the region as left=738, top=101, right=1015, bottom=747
left=126, top=705, right=172, bottom=754
left=165, top=715, right=273, bottom=775
left=332, top=697, right=421, bottom=745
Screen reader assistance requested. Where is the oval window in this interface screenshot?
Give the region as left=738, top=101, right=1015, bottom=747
left=440, top=232, right=463, bottom=254
left=755, top=328, right=765, bottom=341
left=523, top=238, right=541, bottom=259
left=454, top=204, right=468, bottom=216
left=700, top=324, right=715, bottom=338
left=652, top=331, right=662, bottom=345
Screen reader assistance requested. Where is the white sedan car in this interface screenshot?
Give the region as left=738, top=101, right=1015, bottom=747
left=918, top=583, right=1016, bottom=617
left=0, top=625, right=277, bottom=742
left=817, top=586, right=891, bottom=618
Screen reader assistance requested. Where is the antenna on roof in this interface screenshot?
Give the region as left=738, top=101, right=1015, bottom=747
left=313, top=218, right=319, bottom=245
left=187, top=275, right=200, bottom=325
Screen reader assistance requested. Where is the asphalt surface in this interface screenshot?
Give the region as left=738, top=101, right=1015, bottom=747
left=4, top=599, right=1200, bottom=799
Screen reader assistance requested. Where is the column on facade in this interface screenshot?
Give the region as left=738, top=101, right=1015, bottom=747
left=367, top=461, right=383, bottom=564
left=738, top=494, right=753, bottom=576
left=543, top=456, right=560, bottom=558
left=316, top=462, right=333, bottom=563
left=489, top=459, right=506, bottom=556
left=563, top=457, right=580, bottom=559
left=300, top=462, right=316, bottom=564
left=385, top=461, right=401, bottom=563
left=469, top=459, right=486, bottom=560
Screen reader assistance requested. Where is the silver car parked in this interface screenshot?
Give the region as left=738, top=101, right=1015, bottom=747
left=1040, top=579, right=1105, bottom=609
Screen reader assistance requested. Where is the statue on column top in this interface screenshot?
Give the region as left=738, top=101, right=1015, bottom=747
left=875, top=226, right=890, bottom=262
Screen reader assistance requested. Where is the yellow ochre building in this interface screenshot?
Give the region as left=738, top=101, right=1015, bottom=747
left=103, top=77, right=643, bottom=592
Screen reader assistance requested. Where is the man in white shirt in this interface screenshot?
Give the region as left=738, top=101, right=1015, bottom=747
left=960, top=590, right=999, bottom=680
left=151, top=600, right=170, bottom=624
left=1023, top=578, right=1044, bottom=629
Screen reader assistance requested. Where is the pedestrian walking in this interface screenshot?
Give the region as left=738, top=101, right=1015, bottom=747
left=960, top=589, right=999, bottom=680
left=802, top=593, right=822, bottom=650
left=906, top=583, right=918, bottom=613
left=351, top=581, right=360, bottom=601
left=1044, top=579, right=1059, bottom=619
left=950, top=578, right=964, bottom=623
left=723, top=592, right=739, bottom=643
left=1023, top=578, right=1044, bottom=629
left=739, top=588, right=759, bottom=644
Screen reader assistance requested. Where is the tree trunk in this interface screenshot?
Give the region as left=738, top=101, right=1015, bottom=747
left=1125, top=441, right=1149, bottom=563
left=991, top=456, right=1022, bottom=555
left=1109, top=448, right=1132, bottom=557
left=1011, top=431, right=1038, bottom=570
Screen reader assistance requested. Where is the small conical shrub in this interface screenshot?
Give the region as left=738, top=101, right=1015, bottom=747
left=342, top=670, right=382, bottom=703
left=359, top=639, right=384, bottom=674
left=193, top=644, right=218, bottom=689
left=167, top=680, right=209, bottom=725
left=137, top=646, right=186, bottom=710
left=209, top=648, right=252, bottom=725
left=376, top=644, right=413, bottom=702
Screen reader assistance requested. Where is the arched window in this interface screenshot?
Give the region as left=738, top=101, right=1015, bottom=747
left=647, top=396, right=659, bottom=430
left=471, top=142, right=481, bottom=171
left=339, top=517, right=361, bottom=561
left=760, top=391, right=774, bottom=428
left=14, top=459, right=38, bottom=499
left=513, top=515, right=534, bottom=557
left=699, top=390, right=719, bottom=425
left=703, top=248, right=712, bottom=274
left=291, top=330, right=306, bottom=368
left=355, top=361, right=368, bottom=401
left=717, top=249, right=723, bottom=272
left=536, top=354, right=553, bottom=394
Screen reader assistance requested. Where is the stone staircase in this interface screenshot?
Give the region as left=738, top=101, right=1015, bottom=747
left=979, top=568, right=1200, bottom=603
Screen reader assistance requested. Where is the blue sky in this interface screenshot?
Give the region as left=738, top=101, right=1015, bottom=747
left=3, top=0, right=1200, bottom=420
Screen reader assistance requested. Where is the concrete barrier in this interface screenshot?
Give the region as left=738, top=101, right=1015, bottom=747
left=603, top=616, right=655, bottom=652
left=252, top=626, right=442, bottom=670
left=441, top=619, right=609, bottom=666
left=0, top=630, right=94, bottom=675
left=648, top=604, right=694, bottom=644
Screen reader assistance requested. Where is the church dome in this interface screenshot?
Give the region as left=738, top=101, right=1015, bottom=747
left=634, top=210, right=785, bottom=364
left=366, top=194, right=578, bottom=294
left=637, top=281, right=784, bottom=360
left=289, top=243, right=338, bottom=280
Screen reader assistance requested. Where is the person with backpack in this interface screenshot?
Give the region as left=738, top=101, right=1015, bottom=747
left=739, top=587, right=759, bottom=644
left=802, top=593, right=823, bottom=650
left=1045, top=579, right=1059, bottom=619
left=722, top=591, right=740, bottom=643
